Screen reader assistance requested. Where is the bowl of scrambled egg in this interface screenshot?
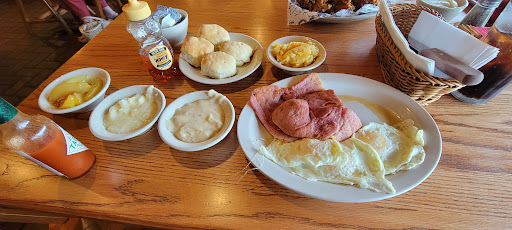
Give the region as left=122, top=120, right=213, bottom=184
left=267, top=36, right=326, bottom=74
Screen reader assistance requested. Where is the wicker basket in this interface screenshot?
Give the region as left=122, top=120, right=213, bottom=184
left=375, top=4, right=465, bottom=106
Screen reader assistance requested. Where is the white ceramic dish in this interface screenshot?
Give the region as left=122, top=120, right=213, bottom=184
left=267, top=36, right=326, bottom=74
left=316, top=12, right=377, bottom=23
left=158, top=91, right=235, bottom=151
left=161, top=9, right=188, bottom=47
left=417, top=0, right=469, bottom=21
left=38, top=67, right=111, bottom=114
left=158, top=90, right=235, bottom=152
left=237, top=73, right=442, bottom=203
left=179, top=32, right=263, bottom=85
left=89, top=85, right=166, bottom=141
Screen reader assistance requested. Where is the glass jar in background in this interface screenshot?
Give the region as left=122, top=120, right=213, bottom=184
left=452, top=1, right=512, bottom=104
left=460, top=0, right=503, bottom=27
left=487, top=0, right=510, bottom=26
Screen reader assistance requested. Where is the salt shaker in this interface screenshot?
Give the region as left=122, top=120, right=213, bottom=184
left=459, top=0, right=503, bottom=26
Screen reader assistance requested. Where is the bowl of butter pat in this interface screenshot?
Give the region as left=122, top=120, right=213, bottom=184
left=161, top=8, right=188, bottom=47
left=38, top=67, right=111, bottom=114
left=267, top=36, right=326, bottom=74
left=89, top=85, right=166, bottom=141
left=157, top=89, right=235, bottom=152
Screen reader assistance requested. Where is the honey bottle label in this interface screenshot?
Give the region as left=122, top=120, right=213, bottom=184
left=148, top=45, right=172, bottom=70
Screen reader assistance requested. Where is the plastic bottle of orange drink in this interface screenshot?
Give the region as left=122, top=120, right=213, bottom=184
left=0, top=97, right=95, bottom=179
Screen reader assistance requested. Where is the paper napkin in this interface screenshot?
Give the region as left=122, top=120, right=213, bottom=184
left=379, top=1, right=435, bottom=75
left=408, top=11, right=499, bottom=69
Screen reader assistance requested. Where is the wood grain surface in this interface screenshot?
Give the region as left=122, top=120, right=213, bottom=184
left=1, top=0, right=511, bottom=229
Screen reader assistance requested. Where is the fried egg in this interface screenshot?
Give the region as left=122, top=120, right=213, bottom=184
left=259, top=137, right=395, bottom=194
left=258, top=119, right=425, bottom=194
left=354, top=119, right=425, bottom=175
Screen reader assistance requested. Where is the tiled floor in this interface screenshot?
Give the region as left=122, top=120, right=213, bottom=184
left=0, top=0, right=85, bottom=106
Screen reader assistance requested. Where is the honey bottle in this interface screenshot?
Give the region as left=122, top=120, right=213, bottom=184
left=123, top=0, right=179, bottom=82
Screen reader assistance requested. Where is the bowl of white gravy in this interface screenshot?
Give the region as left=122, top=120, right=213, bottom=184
left=157, top=90, right=235, bottom=152
left=89, top=85, right=166, bottom=141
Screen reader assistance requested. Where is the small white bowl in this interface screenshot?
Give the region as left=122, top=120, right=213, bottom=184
left=417, top=0, right=468, bottom=22
left=89, top=85, right=166, bottom=141
left=157, top=90, right=235, bottom=152
left=161, top=9, right=188, bottom=47
left=38, top=67, right=111, bottom=114
left=267, top=36, right=326, bottom=74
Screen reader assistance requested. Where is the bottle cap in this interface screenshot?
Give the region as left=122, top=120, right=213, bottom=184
left=0, top=97, right=18, bottom=124
left=122, top=0, right=152, bottom=22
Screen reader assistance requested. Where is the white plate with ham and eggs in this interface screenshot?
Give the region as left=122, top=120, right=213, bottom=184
left=237, top=73, right=442, bottom=203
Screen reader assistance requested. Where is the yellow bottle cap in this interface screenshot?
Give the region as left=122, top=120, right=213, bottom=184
left=122, top=0, right=152, bottom=21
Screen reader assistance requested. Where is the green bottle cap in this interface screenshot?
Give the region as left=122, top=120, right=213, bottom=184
left=0, top=97, right=18, bottom=124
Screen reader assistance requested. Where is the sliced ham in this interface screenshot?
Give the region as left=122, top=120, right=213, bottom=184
left=249, top=85, right=297, bottom=142
left=333, top=107, right=363, bottom=141
left=273, top=90, right=348, bottom=141
left=271, top=99, right=311, bottom=135
left=250, top=73, right=362, bottom=142
left=282, top=72, right=325, bottom=100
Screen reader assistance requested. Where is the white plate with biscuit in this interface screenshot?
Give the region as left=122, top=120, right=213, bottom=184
left=179, top=33, right=263, bottom=85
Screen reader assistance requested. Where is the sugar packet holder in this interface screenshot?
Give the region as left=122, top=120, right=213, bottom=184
left=154, top=5, right=183, bottom=28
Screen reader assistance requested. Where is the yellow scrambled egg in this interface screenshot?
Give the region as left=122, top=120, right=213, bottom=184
left=271, top=41, right=319, bottom=68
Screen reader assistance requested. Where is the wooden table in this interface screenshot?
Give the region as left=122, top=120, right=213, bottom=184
left=1, top=0, right=511, bottom=229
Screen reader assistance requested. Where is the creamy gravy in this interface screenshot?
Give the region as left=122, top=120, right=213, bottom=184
left=167, top=90, right=226, bottom=143
left=104, top=86, right=157, bottom=134
left=338, top=95, right=402, bottom=125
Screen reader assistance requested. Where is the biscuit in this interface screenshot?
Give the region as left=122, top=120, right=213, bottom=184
left=197, top=24, right=230, bottom=46
left=218, top=41, right=254, bottom=66
left=180, top=36, right=214, bottom=67
left=201, top=51, right=237, bottom=79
